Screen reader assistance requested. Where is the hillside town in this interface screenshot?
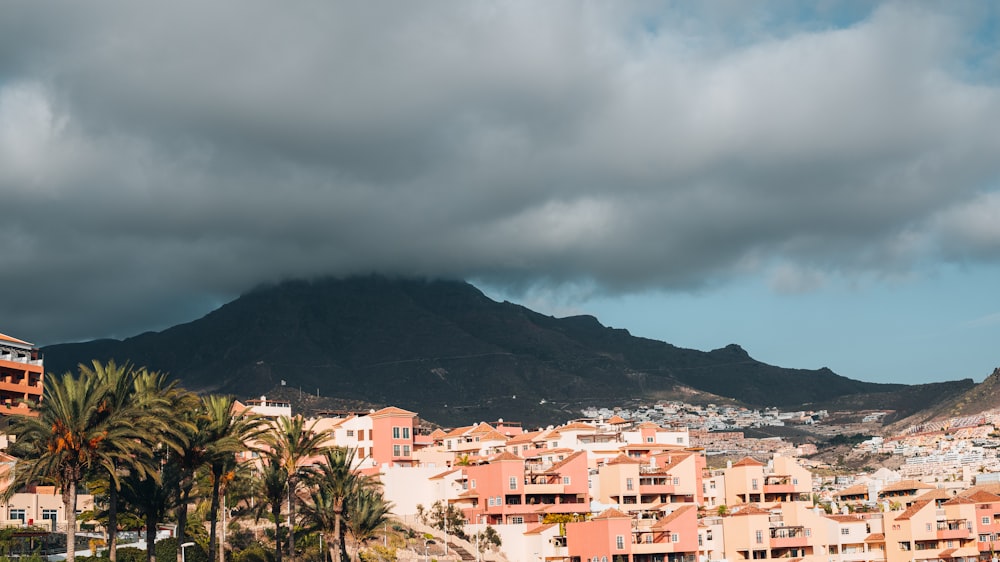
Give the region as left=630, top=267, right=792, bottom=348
left=6, top=330, right=1000, bottom=562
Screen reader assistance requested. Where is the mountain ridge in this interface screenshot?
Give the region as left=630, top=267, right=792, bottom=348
left=41, top=275, right=973, bottom=426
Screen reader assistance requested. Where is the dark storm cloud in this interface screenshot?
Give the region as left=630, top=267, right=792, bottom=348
left=1, top=2, right=999, bottom=343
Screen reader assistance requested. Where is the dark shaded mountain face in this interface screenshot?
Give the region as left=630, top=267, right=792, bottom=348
left=41, top=276, right=957, bottom=426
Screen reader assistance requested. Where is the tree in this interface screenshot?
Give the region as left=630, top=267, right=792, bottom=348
left=200, top=396, right=264, bottom=562
left=344, top=487, right=393, bottom=559
left=81, top=360, right=182, bottom=562
left=4, top=369, right=143, bottom=562
left=251, top=460, right=290, bottom=562
left=168, top=392, right=216, bottom=562
left=260, top=416, right=331, bottom=561
left=122, top=369, right=193, bottom=562
left=120, top=446, right=178, bottom=562
left=300, top=447, right=365, bottom=562
left=472, top=526, right=501, bottom=555
left=425, top=500, right=466, bottom=540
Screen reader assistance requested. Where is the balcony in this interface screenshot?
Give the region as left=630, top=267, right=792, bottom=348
left=937, top=520, right=971, bottom=540
left=632, top=541, right=677, bottom=555
left=840, top=548, right=876, bottom=562
left=524, top=483, right=565, bottom=495
left=764, top=483, right=796, bottom=494
left=0, top=379, right=33, bottom=393
left=639, top=482, right=676, bottom=494
left=770, top=527, right=808, bottom=548
left=0, top=355, right=43, bottom=368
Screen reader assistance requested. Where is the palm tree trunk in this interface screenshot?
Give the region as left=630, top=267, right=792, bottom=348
left=272, top=503, right=283, bottom=562
left=287, top=479, right=296, bottom=561
left=332, top=506, right=343, bottom=562
left=109, top=481, right=119, bottom=562
left=145, top=510, right=157, bottom=562
left=218, top=488, right=226, bottom=562
left=176, top=485, right=191, bottom=562
left=337, top=527, right=347, bottom=562
left=208, top=468, right=222, bottom=562
left=63, top=479, right=78, bottom=562
left=323, top=532, right=335, bottom=562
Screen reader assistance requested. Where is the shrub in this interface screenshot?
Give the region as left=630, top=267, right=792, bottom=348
left=230, top=542, right=271, bottom=562
left=156, top=537, right=209, bottom=562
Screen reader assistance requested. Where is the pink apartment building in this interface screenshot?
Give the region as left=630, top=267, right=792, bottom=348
left=458, top=450, right=591, bottom=526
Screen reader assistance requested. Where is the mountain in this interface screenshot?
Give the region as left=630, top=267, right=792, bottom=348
left=882, top=367, right=1000, bottom=430
left=40, top=276, right=969, bottom=426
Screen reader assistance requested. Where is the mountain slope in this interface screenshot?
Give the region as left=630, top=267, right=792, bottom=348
left=41, top=276, right=962, bottom=425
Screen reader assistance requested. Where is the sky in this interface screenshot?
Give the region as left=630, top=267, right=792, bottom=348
left=1, top=2, right=999, bottom=386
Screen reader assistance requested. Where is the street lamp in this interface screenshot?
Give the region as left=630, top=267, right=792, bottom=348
left=440, top=504, right=449, bottom=556
left=181, top=542, right=195, bottom=562
left=423, top=539, right=434, bottom=561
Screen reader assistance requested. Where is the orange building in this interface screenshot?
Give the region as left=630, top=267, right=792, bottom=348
left=0, top=332, right=43, bottom=416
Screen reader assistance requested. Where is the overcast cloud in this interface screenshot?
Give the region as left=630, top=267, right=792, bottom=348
left=1, top=1, right=999, bottom=345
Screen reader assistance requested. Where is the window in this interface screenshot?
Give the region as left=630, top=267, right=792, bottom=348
left=752, top=478, right=759, bottom=490
left=471, top=480, right=477, bottom=489
left=393, top=427, right=400, bottom=439
left=985, top=517, right=991, bottom=526
left=393, top=445, right=400, bottom=456
left=488, top=497, right=495, bottom=506
left=346, top=429, right=354, bottom=437
left=8, top=509, right=24, bottom=522
left=509, top=477, right=517, bottom=490
left=511, top=516, right=524, bottom=524
left=677, top=437, right=684, bottom=444
left=646, top=437, right=654, bottom=443
left=403, top=427, right=410, bottom=438
left=756, top=530, right=763, bottom=544
left=926, top=523, right=932, bottom=532
left=496, top=496, right=503, bottom=505
left=563, top=476, right=571, bottom=485
left=792, top=478, right=798, bottom=485
left=805, top=529, right=811, bottom=537
left=671, top=533, right=679, bottom=542
left=522, top=444, right=529, bottom=451
left=602, top=557, right=608, bottom=562
left=673, top=477, right=680, bottom=485
left=42, top=509, right=57, bottom=522
left=698, top=534, right=703, bottom=546
left=626, top=478, right=634, bottom=491
left=616, top=535, right=625, bottom=549
left=403, top=445, right=410, bottom=456
left=841, top=528, right=850, bottom=535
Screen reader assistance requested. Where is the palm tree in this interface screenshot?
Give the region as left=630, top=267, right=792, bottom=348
left=343, top=487, right=393, bottom=560
left=260, top=416, right=332, bottom=560
left=3, top=369, right=141, bottom=562
left=81, top=360, right=182, bottom=562
left=251, top=460, right=290, bottom=562
left=301, top=447, right=364, bottom=562
left=119, top=370, right=192, bottom=562
left=201, top=396, right=264, bottom=562
left=168, top=391, right=212, bottom=562
left=120, top=446, right=178, bottom=562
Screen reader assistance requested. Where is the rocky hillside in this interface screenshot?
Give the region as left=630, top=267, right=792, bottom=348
left=42, top=276, right=967, bottom=426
